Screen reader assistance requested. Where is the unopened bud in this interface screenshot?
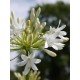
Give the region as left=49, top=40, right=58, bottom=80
left=30, top=8, right=35, bottom=21
left=36, top=7, right=41, bottom=17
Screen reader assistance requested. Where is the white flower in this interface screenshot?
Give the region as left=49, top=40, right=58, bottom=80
left=10, top=12, right=25, bottom=37
left=17, top=53, right=41, bottom=75
left=44, top=21, right=69, bottom=50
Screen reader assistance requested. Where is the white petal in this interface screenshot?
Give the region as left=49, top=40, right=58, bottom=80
left=61, top=37, right=69, bottom=42
left=21, top=54, right=28, bottom=60
left=56, top=43, right=65, bottom=46
left=52, top=45, right=59, bottom=50
left=31, top=63, right=38, bottom=70
left=23, top=68, right=30, bottom=75
left=54, top=39, right=63, bottom=43
left=62, top=37, right=69, bottom=42
left=59, top=36, right=69, bottom=42
left=17, top=61, right=27, bottom=66
left=33, top=59, right=41, bottom=64
left=54, top=43, right=65, bottom=50
left=23, top=62, right=30, bottom=75
left=59, top=25, right=66, bottom=30
left=59, top=31, right=67, bottom=36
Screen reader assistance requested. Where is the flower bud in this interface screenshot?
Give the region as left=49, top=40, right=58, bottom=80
left=43, top=49, right=57, bottom=57
left=36, top=7, right=41, bottom=17
left=30, top=8, right=35, bottom=21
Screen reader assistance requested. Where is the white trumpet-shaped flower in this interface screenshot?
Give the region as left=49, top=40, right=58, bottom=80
left=17, top=53, right=41, bottom=75
left=44, top=21, right=69, bottom=50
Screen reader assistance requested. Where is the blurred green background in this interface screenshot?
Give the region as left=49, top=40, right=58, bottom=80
left=10, top=1, right=70, bottom=80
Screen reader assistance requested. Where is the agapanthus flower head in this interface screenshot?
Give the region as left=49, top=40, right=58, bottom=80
left=10, top=8, right=46, bottom=52
left=10, top=7, right=69, bottom=56
left=10, top=8, right=69, bottom=76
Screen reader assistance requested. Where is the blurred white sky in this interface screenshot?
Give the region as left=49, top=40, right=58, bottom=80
left=10, top=0, right=70, bottom=19
left=10, top=0, right=70, bottom=71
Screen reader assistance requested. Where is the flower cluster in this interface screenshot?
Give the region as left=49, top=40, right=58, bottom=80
left=10, top=8, right=69, bottom=75
left=44, top=20, right=69, bottom=50
left=14, top=71, right=41, bottom=80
